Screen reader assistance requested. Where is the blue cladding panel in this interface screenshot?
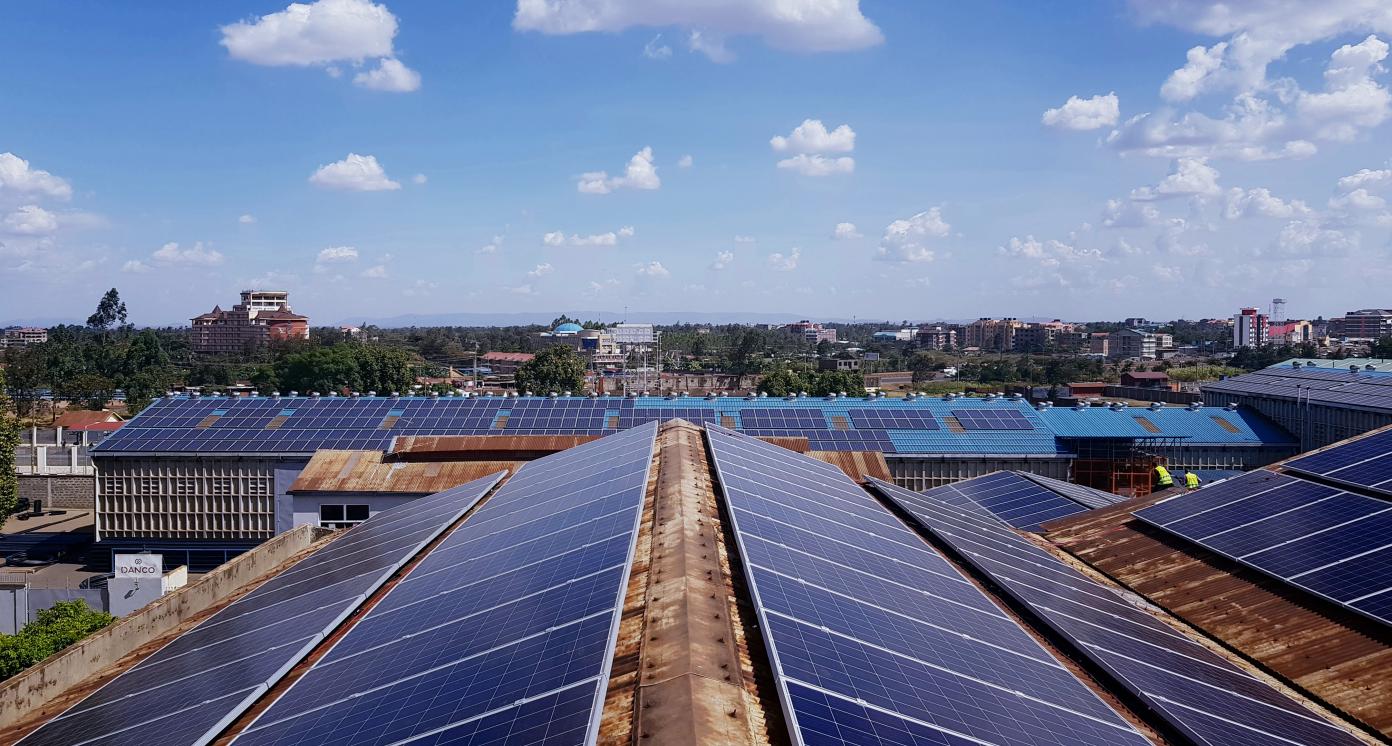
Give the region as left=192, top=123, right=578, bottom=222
left=871, top=477, right=1366, bottom=746
left=706, top=425, right=1147, bottom=746
left=19, top=472, right=506, bottom=746
left=233, top=422, right=657, bottom=746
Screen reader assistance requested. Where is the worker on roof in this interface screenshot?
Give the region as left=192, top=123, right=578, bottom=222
left=1154, top=465, right=1174, bottom=489
left=1185, top=471, right=1202, bottom=491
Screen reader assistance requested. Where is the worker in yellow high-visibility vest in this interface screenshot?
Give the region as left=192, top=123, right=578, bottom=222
left=1185, top=472, right=1202, bottom=491
left=1154, top=465, right=1174, bottom=489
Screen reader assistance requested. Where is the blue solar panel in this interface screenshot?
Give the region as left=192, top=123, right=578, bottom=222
left=739, top=408, right=829, bottom=430
left=1135, top=470, right=1392, bottom=628
left=232, top=421, right=657, bottom=746
left=705, top=425, right=1148, bottom=746
left=19, top=472, right=506, bottom=746
left=847, top=408, right=940, bottom=430
left=951, top=409, right=1034, bottom=431
left=1285, top=428, right=1392, bottom=497
left=870, top=477, right=1366, bottom=746
left=921, top=471, right=1091, bottom=531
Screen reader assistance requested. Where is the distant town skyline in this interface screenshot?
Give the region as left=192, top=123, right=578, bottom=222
left=3, top=1, right=1392, bottom=325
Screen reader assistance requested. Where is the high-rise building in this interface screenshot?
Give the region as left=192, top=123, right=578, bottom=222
left=1233, top=307, right=1269, bottom=348
left=784, top=320, right=837, bottom=343
left=191, top=290, right=309, bottom=355
left=1332, top=309, right=1392, bottom=340
left=964, top=318, right=1022, bottom=352
left=916, top=324, right=958, bottom=350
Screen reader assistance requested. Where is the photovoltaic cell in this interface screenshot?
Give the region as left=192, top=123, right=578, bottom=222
left=1285, top=428, right=1392, bottom=497
left=19, top=472, right=507, bottom=746
left=870, top=477, right=1365, bottom=746
left=705, top=425, right=1148, bottom=746
left=1135, top=468, right=1392, bottom=629
left=920, top=471, right=1091, bottom=531
left=232, top=421, right=658, bottom=746
left=951, top=409, right=1035, bottom=431
left=847, top=408, right=940, bottom=431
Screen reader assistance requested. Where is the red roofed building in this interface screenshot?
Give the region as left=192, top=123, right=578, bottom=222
left=192, top=290, right=308, bottom=355
left=481, top=351, right=534, bottom=374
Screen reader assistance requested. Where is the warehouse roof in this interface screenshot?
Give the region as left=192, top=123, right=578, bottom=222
left=1036, top=403, right=1295, bottom=444
left=1203, top=363, right=1392, bottom=414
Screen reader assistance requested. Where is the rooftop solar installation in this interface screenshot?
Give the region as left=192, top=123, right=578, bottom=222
left=1134, top=468, right=1392, bottom=628
left=232, top=420, right=658, bottom=746
left=1204, top=366, right=1392, bottom=413
left=917, top=471, right=1093, bottom=531
left=19, top=471, right=507, bottom=746
left=1017, top=472, right=1127, bottom=510
left=1284, top=428, right=1392, bottom=498
left=870, top=477, right=1366, bottom=746
left=705, top=425, right=1150, bottom=746
left=847, top=408, right=940, bottom=430
left=952, top=409, right=1035, bottom=431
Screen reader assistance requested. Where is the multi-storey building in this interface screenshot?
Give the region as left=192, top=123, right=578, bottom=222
left=784, top=320, right=837, bottom=344
left=915, top=324, right=959, bottom=350
left=1012, top=321, right=1085, bottom=353
left=0, top=327, right=48, bottom=348
left=191, top=290, right=309, bottom=355
left=1330, top=309, right=1392, bottom=341
left=1268, top=320, right=1314, bottom=345
left=1113, top=328, right=1162, bottom=359
left=1232, top=307, right=1269, bottom=348
left=964, top=318, right=1022, bottom=352
left=1088, top=332, right=1109, bottom=357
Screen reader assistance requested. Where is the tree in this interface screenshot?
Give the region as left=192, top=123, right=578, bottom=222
left=0, top=600, right=115, bottom=678
left=811, top=370, right=865, bottom=396
left=273, top=344, right=416, bottom=395
left=1373, top=336, right=1392, bottom=359
left=726, top=329, right=766, bottom=376
left=86, top=288, right=128, bottom=338
left=757, top=366, right=809, bottom=397
left=0, top=368, right=19, bottom=519
left=515, top=346, right=586, bottom=394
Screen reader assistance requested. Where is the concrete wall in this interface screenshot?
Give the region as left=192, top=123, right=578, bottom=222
left=0, top=523, right=333, bottom=731
left=17, top=475, right=96, bottom=510
left=1104, top=385, right=1201, bottom=405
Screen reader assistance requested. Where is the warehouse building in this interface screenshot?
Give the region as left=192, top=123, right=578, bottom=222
left=1203, top=359, right=1392, bottom=450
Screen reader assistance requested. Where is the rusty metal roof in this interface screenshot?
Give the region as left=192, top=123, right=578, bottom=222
left=1043, top=497, right=1392, bottom=739
left=752, top=436, right=808, bottom=452
left=806, top=450, right=892, bottom=482
left=388, top=434, right=599, bottom=460
left=288, top=450, right=522, bottom=494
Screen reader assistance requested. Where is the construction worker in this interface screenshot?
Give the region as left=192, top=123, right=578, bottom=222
left=1154, top=465, right=1174, bottom=489
left=1185, top=471, right=1202, bottom=491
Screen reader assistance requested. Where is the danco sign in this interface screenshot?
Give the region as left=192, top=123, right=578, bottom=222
left=114, top=554, right=163, bottom=579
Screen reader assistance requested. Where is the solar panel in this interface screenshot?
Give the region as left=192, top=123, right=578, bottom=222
left=847, top=408, right=940, bottom=430
left=1135, top=470, right=1392, bottom=628
left=232, top=421, right=658, bottom=746
left=951, top=409, right=1034, bottom=430
left=739, top=408, right=829, bottom=431
left=870, top=477, right=1366, bottom=746
left=920, top=471, right=1091, bottom=531
left=1018, top=472, right=1127, bottom=509
left=19, top=472, right=507, bottom=746
left=1285, top=428, right=1392, bottom=497
left=705, top=425, right=1149, bottom=746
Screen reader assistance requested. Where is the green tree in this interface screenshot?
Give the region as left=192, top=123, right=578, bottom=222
left=726, top=329, right=766, bottom=376
left=273, top=343, right=417, bottom=395
left=1373, top=336, right=1392, bottom=359
left=63, top=373, right=116, bottom=411
left=2, top=348, right=46, bottom=418
left=811, top=370, right=865, bottom=396
left=0, top=600, right=115, bottom=679
left=0, top=368, right=19, bottom=519
left=85, top=288, right=128, bottom=340
left=757, top=366, right=810, bottom=396
left=514, top=346, right=586, bottom=394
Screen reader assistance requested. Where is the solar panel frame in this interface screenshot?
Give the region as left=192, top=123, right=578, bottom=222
left=922, top=471, right=1092, bottom=531
left=1284, top=429, right=1392, bottom=497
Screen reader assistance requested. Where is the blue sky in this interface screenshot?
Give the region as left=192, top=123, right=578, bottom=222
left=2, top=1, right=1391, bottom=325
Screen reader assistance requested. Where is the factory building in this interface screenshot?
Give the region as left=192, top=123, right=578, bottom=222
left=1203, top=359, right=1392, bottom=450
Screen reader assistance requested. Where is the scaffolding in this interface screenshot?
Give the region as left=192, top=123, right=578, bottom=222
left=1065, top=436, right=1187, bottom=498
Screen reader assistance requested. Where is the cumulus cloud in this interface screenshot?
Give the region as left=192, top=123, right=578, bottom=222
left=643, top=34, right=672, bottom=59
left=771, top=119, right=856, bottom=153
left=1041, top=92, right=1120, bottom=130
left=360, top=264, right=388, bottom=278
left=1129, top=157, right=1222, bottom=200
left=121, top=260, right=150, bottom=274
left=353, top=57, right=421, bottom=91
left=513, top=0, right=884, bottom=59
left=578, top=146, right=661, bottom=194
left=1101, top=198, right=1160, bottom=228
left=411, top=173, right=427, bottom=185
left=876, top=208, right=950, bottom=263
left=998, top=235, right=1102, bottom=269
left=776, top=153, right=855, bottom=176
left=314, top=245, right=358, bottom=272
left=0, top=153, right=72, bottom=201
left=542, top=226, right=634, bottom=247
left=1328, top=188, right=1388, bottom=211
left=309, top=153, right=401, bottom=191
left=634, top=260, right=670, bottom=278
left=2, top=206, right=58, bottom=236
left=239, top=213, right=257, bottom=224
left=1224, top=187, right=1311, bottom=219
left=1338, top=167, right=1392, bottom=192
left=832, top=222, right=862, bottom=239
left=677, top=154, right=694, bottom=168
left=1162, top=43, right=1228, bottom=101
left=1270, top=219, right=1360, bottom=257
left=710, top=250, right=734, bottom=270
left=733, top=235, right=756, bottom=243
left=766, top=248, right=801, bottom=271
left=150, top=241, right=225, bottom=267
left=686, top=30, right=734, bottom=63
left=527, top=262, right=553, bottom=277
left=477, top=235, right=504, bottom=254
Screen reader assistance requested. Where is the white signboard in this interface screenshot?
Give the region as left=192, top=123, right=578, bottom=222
left=114, top=553, right=163, bottom=579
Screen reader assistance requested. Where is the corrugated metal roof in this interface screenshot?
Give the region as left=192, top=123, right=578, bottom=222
left=1036, top=405, right=1295, bottom=444
left=1043, top=498, right=1392, bottom=738
left=806, top=451, right=892, bottom=482
left=389, top=434, right=599, bottom=458
left=288, top=450, right=522, bottom=493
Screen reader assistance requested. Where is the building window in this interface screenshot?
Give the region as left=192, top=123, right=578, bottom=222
left=319, top=504, right=370, bottom=529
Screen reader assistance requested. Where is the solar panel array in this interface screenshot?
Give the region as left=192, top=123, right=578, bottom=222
left=615, top=406, right=719, bottom=427
left=1285, top=428, right=1392, bottom=497
left=20, top=472, right=507, bottom=746
left=917, top=471, right=1093, bottom=531
left=233, top=420, right=658, bottom=746
left=1135, top=469, right=1392, bottom=627
left=870, top=477, right=1366, bottom=746
left=705, top=425, right=1150, bottom=746
left=952, top=409, right=1035, bottom=430
left=1017, top=472, right=1127, bottom=510
left=739, top=408, right=829, bottom=433
left=502, top=398, right=608, bottom=433
left=1204, top=366, right=1392, bottom=413
left=846, top=408, right=940, bottom=430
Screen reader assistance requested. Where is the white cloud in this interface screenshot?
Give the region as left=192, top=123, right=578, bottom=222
left=687, top=30, right=734, bottom=63
left=832, top=222, right=861, bottom=240
left=411, top=173, right=427, bottom=185
left=577, top=146, right=661, bottom=194
left=998, top=235, right=1103, bottom=269
left=1295, top=35, right=1392, bottom=142
left=314, top=245, right=359, bottom=272
left=403, top=279, right=438, bottom=296
left=710, top=250, right=734, bottom=270
left=1041, top=92, right=1120, bottom=130
left=1338, top=167, right=1392, bottom=191
left=733, top=235, right=755, bottom=243
left=677, top=154, right=693, bottom=168
left=585, top=278, right=621, bottom=295
left=513, top=0, right=884, bottom=56
left=634, top=260, right=670, bottom=278
left=776, top=153, right=855, bottom=176
left=121, top=260, right=150, bottom=274
left=477, top=235, right=504, bottom=254
left=2, top=206, right=58, bottom=236
left=239, top=213, right=257, bottom=224
left=1130, top=157, right=1222, bottom=200
left=221, top=0, right=399, bottom=65
left=542, top=231, right=565, bottom=247
left=360, top=264, right=388, bottom=278
left=1162, top=43, right=1228, bottom=101
left=0, top=153, right=72, bottom=201
left=527, top=262, right=554, bottom=277
left=1151, top=264, right=1185, bottom=284
left=771, top=119, right=856, bottom=153
left=766, top=247, right=801, bottom=271
left=1224, top=187, right=1311, bottom=219
left=1271, top=219, right=1359, bottom=256
left=1101, top=198, right=1160, bottom=228
left=542, top=226, right=633, bottom=247
left=1328, top=188, right=1388, bottom=211
left=151, top=241, right=225, bottom=267
left=309, top=153, right=401, bottom=191
left=509, top=283, right=536, bottom=296
left=352, top=56, right=421, bottom=92
left=643, top=34, right=672, bottom=59
left=1155, top=217, right=1209, bottom=256
left=876, top=208, right=950, bottom=263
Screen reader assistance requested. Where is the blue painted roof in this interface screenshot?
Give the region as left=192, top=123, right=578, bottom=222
left=1036, top=406, right=1294, bottom=444
left=553, top=322, right=583, bottom=333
